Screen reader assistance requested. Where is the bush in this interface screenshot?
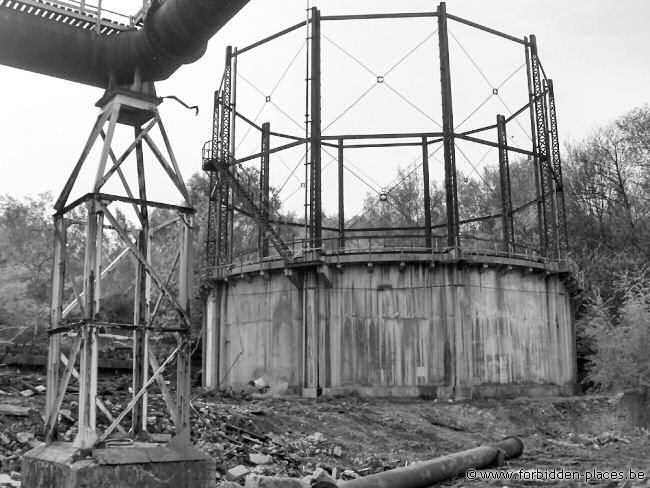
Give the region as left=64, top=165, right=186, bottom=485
left=580, top=270, right=650, bottom=391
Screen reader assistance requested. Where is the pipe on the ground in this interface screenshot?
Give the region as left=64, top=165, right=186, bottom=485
left=338, top=436, right=524, bottom=488
left=0, top=0, right=249, bottom=88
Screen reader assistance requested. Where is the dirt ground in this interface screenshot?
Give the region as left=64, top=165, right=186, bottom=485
left=1, top=367, right=648, bottom=487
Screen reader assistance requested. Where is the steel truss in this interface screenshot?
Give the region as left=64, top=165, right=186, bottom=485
left=48, top=89, right=193, bottom=449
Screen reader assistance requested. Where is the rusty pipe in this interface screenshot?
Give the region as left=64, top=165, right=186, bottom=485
left=0, top=0, right=249, bottom=88
left=338, top=436, right=524, bottom=488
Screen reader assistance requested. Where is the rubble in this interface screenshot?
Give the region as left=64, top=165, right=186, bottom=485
left=244, top=475, right=308, bottom=488
left=226, top=465, right=250, bottom=481
left=0, top=367, right=645, bottom=487
left=249, top=453, right=271, bottom=465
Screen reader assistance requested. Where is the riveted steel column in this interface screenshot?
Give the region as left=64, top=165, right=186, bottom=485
left=547, top=79, right=568, bottom=254
left=497, top=115, right=514, bottom=252
left=259, top=122, right=271, bottom=259
left=177, top=215, right=193, bottom=437
left=529, top=35, right=553, bottom=256
left=309, top=7, right=322, bottom=252
left=438, top=2, right=459, bottom=248
left=75, top=201, right=99, bottom=449
left=46, top=216, right=65, bottom=439
left=132, top=123, right=149, bottom=436
left=525, top=36, right=544, bottom=254
left=338, top=138, right=345, bottom=250
left=422, top=137, right=433, bottom=249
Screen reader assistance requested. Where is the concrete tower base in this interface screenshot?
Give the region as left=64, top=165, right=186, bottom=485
left=22, top=442, right=215, bottom=488
left=203, top=252, right=579, bottom=399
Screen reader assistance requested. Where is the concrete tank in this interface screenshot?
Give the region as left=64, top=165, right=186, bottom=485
left=202, top=251, right=578, bottom=399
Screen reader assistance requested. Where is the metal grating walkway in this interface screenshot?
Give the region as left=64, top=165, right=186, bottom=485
left=0, top=0, right=143, bottom=36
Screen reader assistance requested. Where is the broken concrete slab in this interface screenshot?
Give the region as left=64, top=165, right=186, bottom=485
left=248, top=453, right=271, bottom=465
left=226, top=464, right=250, bottom=481
left=244, top=475, right=309, bottom=488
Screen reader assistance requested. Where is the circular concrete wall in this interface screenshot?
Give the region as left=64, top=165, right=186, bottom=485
left=203, top=252, right=577, bottom=398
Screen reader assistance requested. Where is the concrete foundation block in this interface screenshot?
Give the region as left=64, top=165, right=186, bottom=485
left=22, top=441, right=215, bottom=488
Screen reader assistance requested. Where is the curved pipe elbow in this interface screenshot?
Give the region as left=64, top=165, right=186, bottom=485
left=0, top=0, right=248, bottom=88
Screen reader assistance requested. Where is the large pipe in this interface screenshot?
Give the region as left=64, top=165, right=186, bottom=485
left=338, top=436, right=524, bottom=488
left=0, top=0, right=249, bottom=88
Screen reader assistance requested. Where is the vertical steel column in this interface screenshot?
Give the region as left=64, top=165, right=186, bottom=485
left=259, top=122, right=270, bottom=259
left=338, top=138, right=345, bottom=250
left=309, top=7, right=322, bottom=252
left=46, top=216, right=65, bottom=437
left=205, top=90, right=221, bottom=274
left=497, top=115, right=514, bottom=252
left=438, top=2, right=459, bottom=248
left=132, top=124, right=149, bottom=435
left=547, top=79, right=568, bottom=254
left=216, top=46, right=233, bottom=265
left=422, top=137, right=433, bottom=248
left=529, top=35, right=553, bottom=256
left=176, top=215, right=193, bottom=437
left=228, top=48, right=238, bottom=261
left=525, top=36, right=544, bottom=253
left=75, top=201, right=99, bottom=449
left=541, top=79, right=558, bottom=258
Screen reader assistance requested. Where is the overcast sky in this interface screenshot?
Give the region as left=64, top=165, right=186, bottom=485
left=0, top=0, right=648, bottom=216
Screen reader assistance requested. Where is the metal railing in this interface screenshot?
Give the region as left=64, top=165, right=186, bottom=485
left=2, top=0, right=148, bottom=33
left=201, top=232, right=574, bottom=280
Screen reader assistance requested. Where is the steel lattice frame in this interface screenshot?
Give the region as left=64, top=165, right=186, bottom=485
left=547, top=79, right=569, bottom=252
left=47, top=89, right=194, bottom=449
left=202, top=3, right=571, bottom=280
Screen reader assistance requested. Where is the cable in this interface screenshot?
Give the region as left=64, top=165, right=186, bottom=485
left=449, top=29, right=492, bottom=90
left=323, top=82, right=378, bottom=132
left=383, top=29, right=438, bottom=78
left=454, top=142, right=497, bottom=196
left=383, top=81, right=443, bottom=129
left=347, top=144, right=444, bottom=228
left=235, top=39, right=306, bottom=152
left=323, top=34, right=377, bottom=78
left=322, top=33, right=443, bottom=131
left=238, top=73, right=306, bottom=134
left=455, top=92, right=493, bottom=131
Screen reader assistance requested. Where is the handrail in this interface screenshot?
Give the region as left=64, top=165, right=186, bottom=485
left=202, top=234, right=561, bottom=280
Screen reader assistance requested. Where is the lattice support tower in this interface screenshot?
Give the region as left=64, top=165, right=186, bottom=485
left=47, top=87, right=193, bottom=449
left=529, top=35, right=555, bottom=256
left=547, top=79, right=569, bottom=254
